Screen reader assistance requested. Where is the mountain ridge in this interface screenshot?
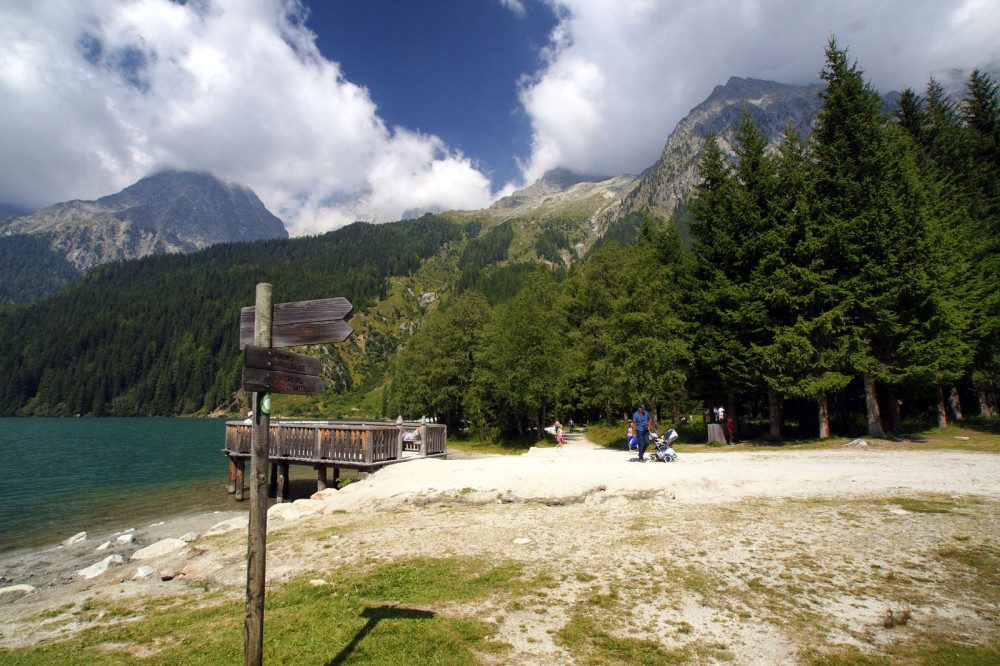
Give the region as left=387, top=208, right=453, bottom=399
left=0, top=170, right=288, bottom=303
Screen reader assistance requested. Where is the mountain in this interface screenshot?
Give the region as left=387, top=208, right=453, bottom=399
left=0, top=170, right=287, bottom=303
left=602, top=77, right=825, bottom=228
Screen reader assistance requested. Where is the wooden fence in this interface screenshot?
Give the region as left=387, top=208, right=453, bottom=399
left=224, top=420, right=446, bottom=501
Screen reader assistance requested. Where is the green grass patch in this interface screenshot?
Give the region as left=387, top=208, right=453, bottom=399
left=580, top=422, right=625, bottom=448
left=888, top=496, right=958, bottom=514
left=0, top=556, right=519, bottom=665
left=806, top=640, right=1000, bottom=665
left=447, top=433, right=542, bottom=456
left=556, top=614, right=688, bottom=665
left=936, top=542, right=1000, bottom=590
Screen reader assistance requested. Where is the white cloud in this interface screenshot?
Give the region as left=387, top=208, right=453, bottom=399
left=499, top=0, right=528, bottom=17
left=0, top=0, right=493, bottom=235
left=515, top=0, right=1000, bottom=185
left=2, top=0, right=998, bottom=235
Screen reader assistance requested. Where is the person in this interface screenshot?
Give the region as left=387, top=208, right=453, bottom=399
left=243, top=410, right=253, bottom=425
left=626, top=421, right=638, bottom=451
left=556, top=421, right=565, bottom=449
left=568, top=418, right=574, bottom=433
left=632, top=403, right=651, bottom=461
left=718, top=406, right=726, bottom=423
left=725, top=417, right=737, bottom=445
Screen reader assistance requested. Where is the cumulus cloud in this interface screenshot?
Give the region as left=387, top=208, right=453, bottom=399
left=0, top=0, right=493, bottom=235
left=2, top=0, right=998, bottom=235
left=516, top=0, right=1000, bottom=184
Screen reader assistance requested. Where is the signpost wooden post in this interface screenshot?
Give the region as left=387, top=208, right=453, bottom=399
left=241, top=287, right=353, bottom=666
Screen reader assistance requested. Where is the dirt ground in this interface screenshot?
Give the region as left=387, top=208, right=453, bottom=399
left=2, top=432, right=999, bottom=664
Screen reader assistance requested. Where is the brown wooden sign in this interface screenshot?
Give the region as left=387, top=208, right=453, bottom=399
left=243, top=345, right=322, bottom=375
left=240, top=297, right=353, bottom=349
left=241, top=367, right=325, bottom=395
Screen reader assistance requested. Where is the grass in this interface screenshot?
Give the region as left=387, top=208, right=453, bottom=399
left=446, top=434, right=543, bottom=456
left=0, top=557, right=521, bottom=666
left=888, top=496, right=960, bottom=514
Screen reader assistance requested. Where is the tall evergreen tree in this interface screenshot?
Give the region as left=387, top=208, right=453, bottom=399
left=388, top=291, right=492, bottom=429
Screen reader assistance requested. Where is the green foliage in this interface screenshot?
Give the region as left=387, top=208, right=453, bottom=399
left=458, top=220, right=513, bottom=271
left=388, top=291, right=492, bottom=428
left=467, top=268, right=566, bottom=437
left=535, top=227, right=575, bottom=264
left=455, top=261, right=544, bottom=306
left=0, top=234, right=81, bottom=304
left=0, top=216, right=462, bottom=416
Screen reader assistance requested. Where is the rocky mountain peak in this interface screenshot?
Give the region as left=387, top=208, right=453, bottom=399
left=0, top=170, right=288, bottom=302
left=0, top=170, right=287, bottom=275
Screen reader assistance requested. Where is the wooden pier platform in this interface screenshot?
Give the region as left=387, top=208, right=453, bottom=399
left=224, top=420, right=446, bottom=502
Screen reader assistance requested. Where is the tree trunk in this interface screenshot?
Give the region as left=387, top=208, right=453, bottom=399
left=885, top=388, right=902, bottom=435
left=863, top=374, right=885, bottom=437
left=817, top=394, right=830, bottom=439
left=976, top=382, right=995, bottom=418
left=947, top=386, right=963, bottom=421
left=935, top=385, right=948, bottom=428
left=727, top=390, right=738, bottom=427
left=651, top=398, right=659, bottom=433
left=768, top=390, right=784, bottom=439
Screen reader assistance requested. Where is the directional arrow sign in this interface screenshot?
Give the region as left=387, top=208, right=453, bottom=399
left=241, top=367, right=325, bottom=395
left=240, top=297, right=353, bottom=349
left=244, top=345, right=322, bottom=376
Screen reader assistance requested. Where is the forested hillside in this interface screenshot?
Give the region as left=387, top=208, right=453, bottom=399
left=387, top=41, right=1000, bottom=440
left=0, top=216, right=462, bottom=416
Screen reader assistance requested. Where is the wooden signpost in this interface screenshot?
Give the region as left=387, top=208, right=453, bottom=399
left=241, top=285, right=353, bottom=666
left=242, top=346, right=324, bottom=396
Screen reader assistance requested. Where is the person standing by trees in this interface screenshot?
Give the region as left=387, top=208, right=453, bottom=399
left=633, top=403, right=651, bottom=461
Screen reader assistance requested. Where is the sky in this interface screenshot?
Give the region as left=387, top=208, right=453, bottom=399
left=1, top=0, right=999, bottom=236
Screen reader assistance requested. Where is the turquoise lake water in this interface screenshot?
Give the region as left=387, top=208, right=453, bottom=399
left=0, top=418, right=251, bottom=554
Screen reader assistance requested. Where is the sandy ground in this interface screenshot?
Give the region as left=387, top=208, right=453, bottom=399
left=2, top=432, right=999, bottom=663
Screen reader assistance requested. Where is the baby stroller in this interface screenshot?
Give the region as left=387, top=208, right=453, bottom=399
left=648, top=429, right=678, bottom=462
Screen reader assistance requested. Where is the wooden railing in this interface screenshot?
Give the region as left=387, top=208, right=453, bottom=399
left=224, top=420, right=447, bottom=466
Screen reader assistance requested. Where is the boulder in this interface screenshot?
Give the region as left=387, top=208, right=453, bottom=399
left=204, top=516, right=247, bottom=537
left=133, top=565, right=155, bottom=580
left=62, top=531, right=87, bottom=546
left=267, top=503, right=302, bottom=522
left=130, top=538, right=187, bottom=561
left=0, top=584, right=35, bottom=599
left=76, top=554, right=124, bottom=579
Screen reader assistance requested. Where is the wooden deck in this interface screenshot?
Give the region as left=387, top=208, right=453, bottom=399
left=224, top=420, right=446, bottom=501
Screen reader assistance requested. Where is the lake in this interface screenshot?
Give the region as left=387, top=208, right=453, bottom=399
left=0, top=417, right=248, bottom=555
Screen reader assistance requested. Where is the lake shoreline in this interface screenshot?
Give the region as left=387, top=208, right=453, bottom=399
left=0, top=507, right=248, bottom=596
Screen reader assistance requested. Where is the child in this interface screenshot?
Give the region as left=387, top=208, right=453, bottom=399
left=627, top=421, right=638, bottom=451
left=556, top=421, right=565, bottom=449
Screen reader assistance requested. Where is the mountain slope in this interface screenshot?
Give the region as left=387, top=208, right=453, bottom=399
left=603, top=77, right=825, bottom=228
left=0, top=170, right=287, bottom=303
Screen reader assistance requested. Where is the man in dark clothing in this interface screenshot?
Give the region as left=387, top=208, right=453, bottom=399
left=632, top=404, right=651, bottom=461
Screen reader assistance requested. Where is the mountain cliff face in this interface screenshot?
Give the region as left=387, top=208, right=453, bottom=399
left=601, top=77, right=825, bottom=228
left=1, top=170, right=287, bottom=273
left=0, top=171, right=287, bottom=303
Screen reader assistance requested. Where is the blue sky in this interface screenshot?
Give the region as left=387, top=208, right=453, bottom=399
left=306, top=1, right=558, bottom=189
left=1, top=0, right=998, bottom=235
